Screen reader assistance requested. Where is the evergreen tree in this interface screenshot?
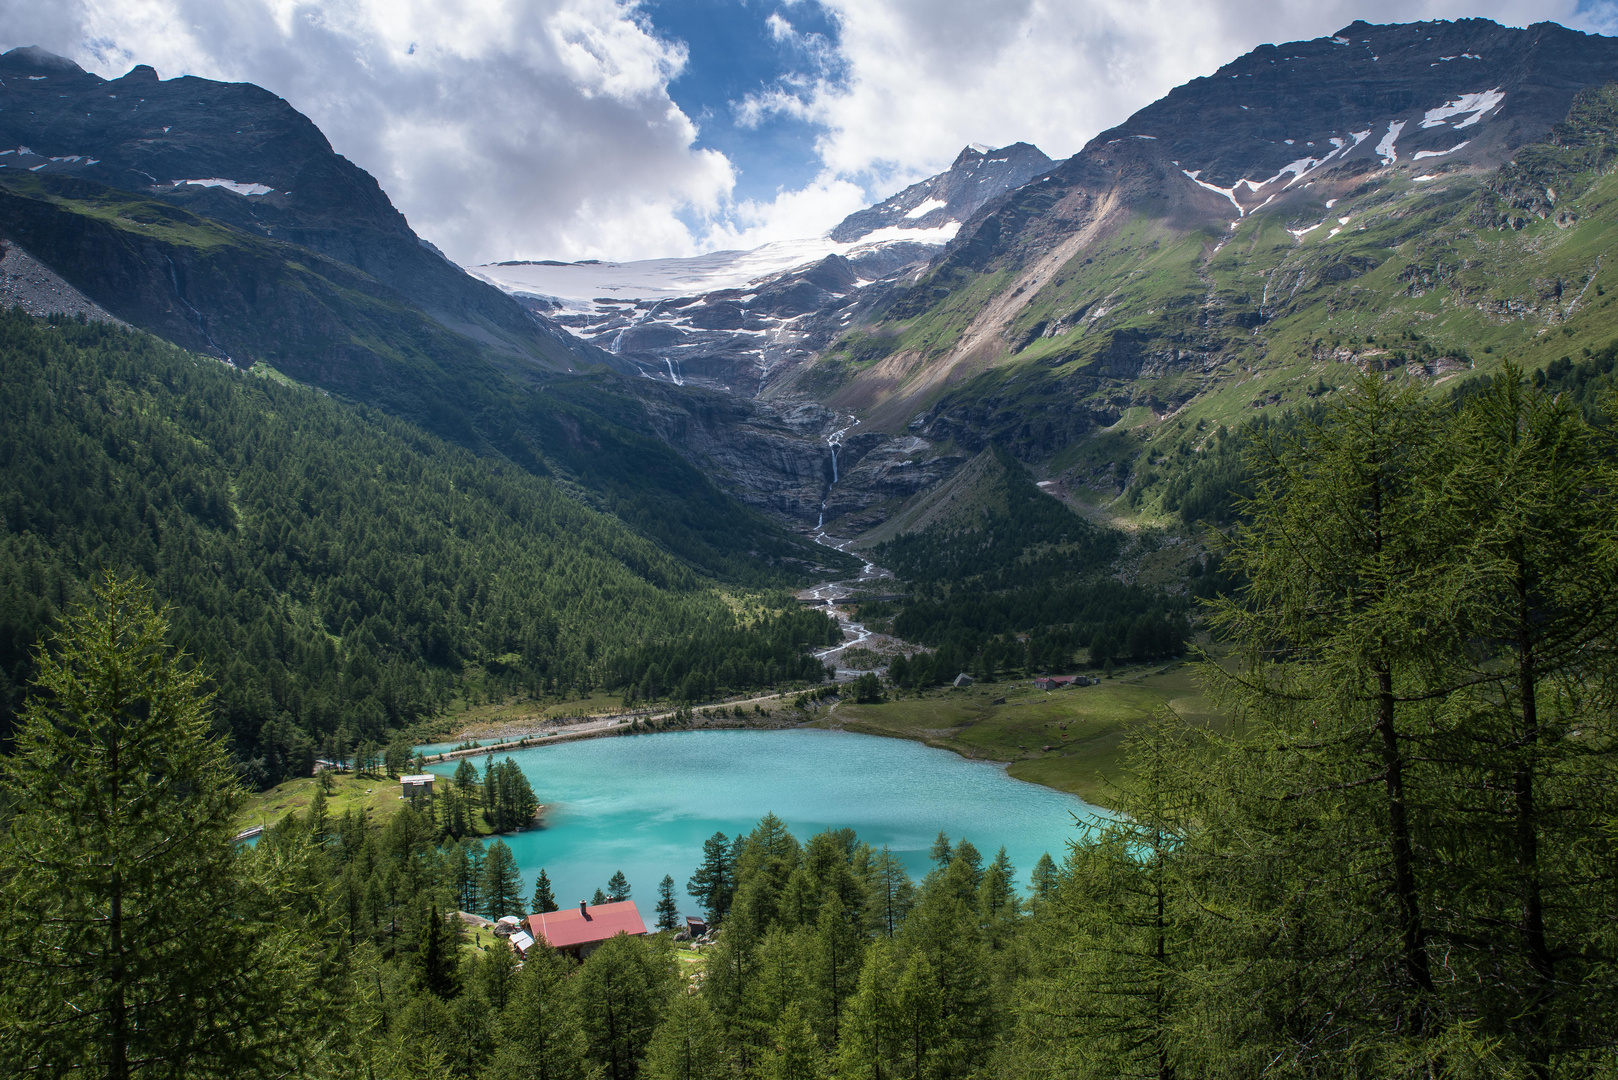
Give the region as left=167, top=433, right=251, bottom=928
left=532, top=868, right=559, bottom=914
left=573, top=933, right=679, bottom=1080
left=1029, top=853, right=1058, bottom=904
left=0, top=575, right=318, bottom=1076
left=656, top=875, right=682, bottom=932
left=642, top=992, right=727, bottom=1080
left=306, top=781, right=330, bottom=844
left=1422, top=367, right=1618, bottom=1068
left=608, top=869, right=632, bottom=901
left=978, top=847, right=1018, bottom=924
left=687, top=832, right=736, bottom=925
left=1203, top=374, right=1454, bottom=1066
left=593, top=888, right=610, bottom=907
left=416, top=904, right=462, bottom=999
left=871, top=846, right=914, bottom=937
left=806, top=889, right=866, bottom=1047
left=761, top=1004, right=824, bottom=1080
left=483, top=840, right=524, bottom=919
left=928, top=832, right=953, bottom=868
left=492, top=945, right=589, bottom=1080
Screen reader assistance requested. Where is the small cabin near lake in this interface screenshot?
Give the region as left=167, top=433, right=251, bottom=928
left=526, top=899, right=647, bottom=960
left=401, top=774, right=435, bottom=796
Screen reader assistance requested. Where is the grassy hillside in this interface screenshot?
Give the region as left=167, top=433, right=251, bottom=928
left=815, top=83, right=1618, bottom=526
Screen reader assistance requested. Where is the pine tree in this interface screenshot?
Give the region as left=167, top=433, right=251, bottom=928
left=761, top=1003, right=823, bottom=1080
left=608, top=869, right=632, bottom=901
left=306, top=780, right=330, bottom=843
left=416, top=904, right=461, bottom=999
left=978, top=847, right=1018, bottom=923
left=492, top=945, right=589, bottom=1080
left=482, top=840, right=524, bottom=919
left=532, top=868, right=559, bottom=914
left=806, top=888, right=866, bottom=1047
left=688, top=831, right=735, bottom=925
left=572, top=933, right=679, bottom=1080
left=593, top=888, right=609, bottom=906
left=1029, top=853, right=1058, bottom=903
left=871, top=845, right=914, bottom=937
left=928, top=831, right=953, bottom=868
left=656, top=875, right=682, bottom=932
left=642, top=992, right=727, bottom=1080
left=1421, top=366, right=1618, bottom=1067
left=0, top=576, right=316, bottom=1076
left=1202, top=374, right=1454, bottom=1066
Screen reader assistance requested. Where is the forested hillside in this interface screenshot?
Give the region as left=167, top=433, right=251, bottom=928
left=862, top=446, right=1192, bottom=683
left=0, top=311, right=840, bottom=782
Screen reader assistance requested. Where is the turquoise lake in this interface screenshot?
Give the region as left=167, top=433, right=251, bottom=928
left=427, top=728, right=1106, bottom=917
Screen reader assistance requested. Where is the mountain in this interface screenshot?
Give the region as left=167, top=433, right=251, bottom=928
left=0, top=46, right=593, bottom=373
left=0, top=45, right=853, bottom=586
left=469, top=141, right=1054, bottom=397
left=788, top=18, right=1618, bottom=528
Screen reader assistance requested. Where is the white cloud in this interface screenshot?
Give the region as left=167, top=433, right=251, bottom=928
left=6, top=0, right=734, bottom=264
left=1, top=0, right=1606, bottom=263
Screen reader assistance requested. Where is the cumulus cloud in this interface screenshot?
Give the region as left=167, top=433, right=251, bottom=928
left=6, top=0, right=736, bottom=264
left=1, top=0, right=1609, bottom=263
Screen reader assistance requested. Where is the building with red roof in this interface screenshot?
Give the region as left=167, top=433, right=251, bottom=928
left=526, top=900, right=648, bottom=959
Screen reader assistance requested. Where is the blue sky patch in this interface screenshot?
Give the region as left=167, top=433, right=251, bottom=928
left=642, top=0, right=845, bottom=206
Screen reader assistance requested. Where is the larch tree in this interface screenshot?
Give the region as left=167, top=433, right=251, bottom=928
left=0, top=575, right=313, bottom=1077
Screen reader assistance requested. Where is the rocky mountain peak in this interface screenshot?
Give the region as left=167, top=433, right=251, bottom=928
left=828, top=140, right=1053, bottom=243
left=0, top=46, right=87, bottom=76
left=1090, top=17, right=1618, bottom=200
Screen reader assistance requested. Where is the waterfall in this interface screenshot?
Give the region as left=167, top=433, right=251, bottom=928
left=831, top=446, right=839, bottom=483
left=663, top=358, right=683, bottom=386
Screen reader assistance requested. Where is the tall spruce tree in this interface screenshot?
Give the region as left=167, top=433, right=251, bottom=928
left=656, top=875, right=682, bottom=932
left=687, top=832, right=736, bottom=926
left=532, top=868, right=560, bottom=914
left=483, top=840, right=524, bottom=919
left=0, top=576, right=314, bottom=1077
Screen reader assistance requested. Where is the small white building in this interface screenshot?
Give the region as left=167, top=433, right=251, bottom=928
left=401, top=774, right=435, bottom=797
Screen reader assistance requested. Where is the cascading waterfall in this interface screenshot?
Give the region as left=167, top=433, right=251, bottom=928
left=817, top=417, right=858, bottom=534
left=662, top=357, right=683, bottom=386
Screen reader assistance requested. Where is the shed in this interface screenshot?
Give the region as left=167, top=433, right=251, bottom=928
left=1034, top=675, right=1080, bottom=691
left=686, top=915, right=709, bottom=937
left=527, top=899, right=648, bottom=960
left=401, top=773, right=435, bottom=796
left=953, top=673, right=974, bottom=688
left=509, top=930, right=535, bottom=957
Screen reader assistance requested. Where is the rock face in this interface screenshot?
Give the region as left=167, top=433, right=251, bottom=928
left=829, top=142, right=1053, bottom=243
left=0, top=46, right=599, bottom=373
left=804, top=17, right=1618, bottom=456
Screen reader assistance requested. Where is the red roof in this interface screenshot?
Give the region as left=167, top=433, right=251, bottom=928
left=527, top=901, right=647, bottom=949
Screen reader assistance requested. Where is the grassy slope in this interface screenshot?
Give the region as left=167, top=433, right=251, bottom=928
left=818, top=661, right=1221, bottom=809
left=812, top=88, right=1618, bottom=529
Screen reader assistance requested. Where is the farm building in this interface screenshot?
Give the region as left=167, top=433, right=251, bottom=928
left=526, top=900, right=647, bottom=960
left=401, top=774, right=435, bottom=796
left=1033, top=675, right=1092, bottom=690
left=953, top=673, right=974, bottom=688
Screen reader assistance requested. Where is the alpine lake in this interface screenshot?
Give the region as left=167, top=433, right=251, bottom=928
left=425, top=728, right=1108, bottom=914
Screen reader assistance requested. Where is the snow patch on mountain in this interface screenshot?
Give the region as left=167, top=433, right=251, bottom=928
left=173, top=178, right=274, bottom=196
left=1421, top=88, right=1504, bottom=129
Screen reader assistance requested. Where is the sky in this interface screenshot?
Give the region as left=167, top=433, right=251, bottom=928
left=4, top=0, right=1617, bottom=265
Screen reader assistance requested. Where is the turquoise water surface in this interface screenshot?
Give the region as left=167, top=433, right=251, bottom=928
left=429, top=728, right=1105, bottom=917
